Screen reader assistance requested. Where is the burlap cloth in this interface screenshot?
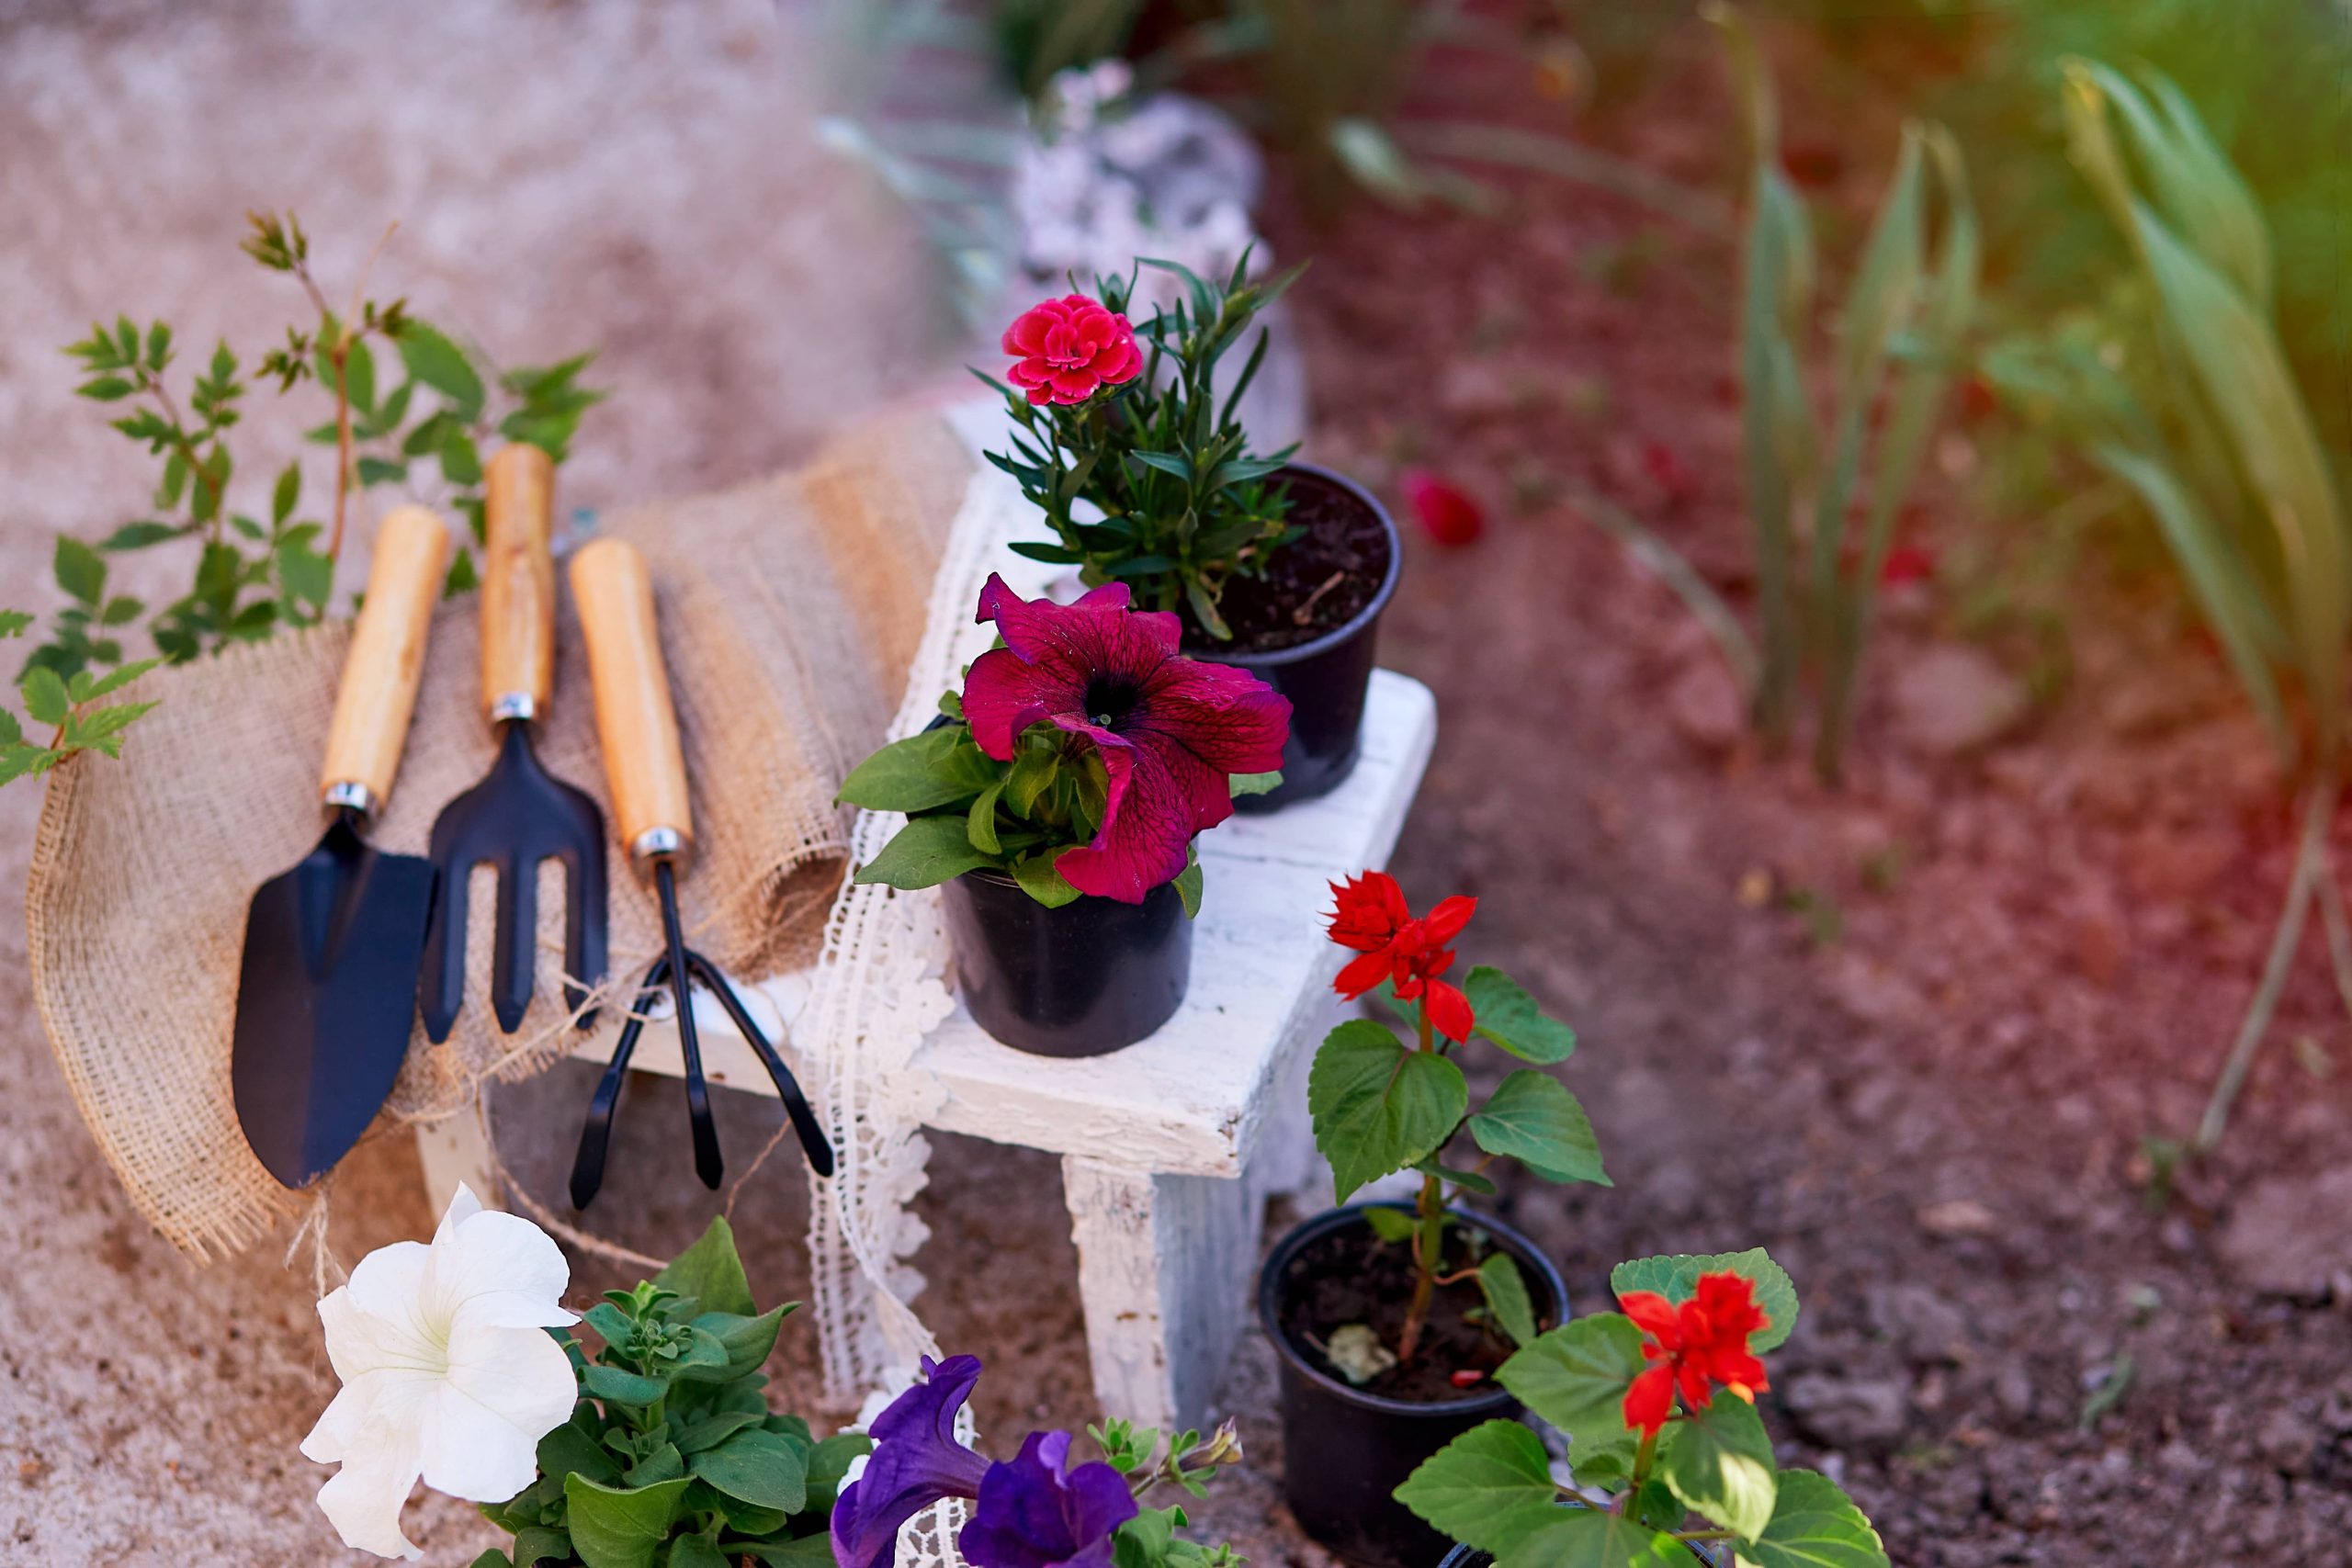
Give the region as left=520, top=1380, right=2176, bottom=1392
left=27, top=407, right=975, bottom=1260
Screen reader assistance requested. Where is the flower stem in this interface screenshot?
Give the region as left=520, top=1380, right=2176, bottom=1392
left=1398, top=1006, right=1443, bottom=1364
left=1623, top=1427, right=1660, bottom=1508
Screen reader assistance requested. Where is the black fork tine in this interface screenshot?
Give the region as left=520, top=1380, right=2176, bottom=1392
left=560, top=812, right=609, bottom=1029
left=490, top=840, right=537, bottom=1034
left=568, top=954, right=672, bottom=1209
left=420, top=821, right=473, bottom=1045
left=684, top=951, right=835, bottom=1179
left=657, top=859, right=724, bottom=1190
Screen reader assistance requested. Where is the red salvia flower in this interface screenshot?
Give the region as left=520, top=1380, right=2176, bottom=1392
left=1324, top=870, right=1478, bottom=1043
left=1002, top=295, right=1144, bottom=406
left=1617, top=1271, right=1772, bottom=1439
left=1400, top=468, right=1484, bottom=547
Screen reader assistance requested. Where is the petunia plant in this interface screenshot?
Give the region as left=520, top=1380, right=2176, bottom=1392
left=838, top=572, right=1289, bottom=908
left=831, top=1354, right=1243, bottom=1568
left=1397, top=1252, right=1892, bottom=1568
left=980, top=255, right=1305, bottom=640
left=471, top=1217, right=863, bottom=1568
left=1311, top=873, right=1608, bottom=1365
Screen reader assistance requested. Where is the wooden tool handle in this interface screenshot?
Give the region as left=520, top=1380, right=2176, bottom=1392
left=321, top=505, right=450, bottom=809
left=480, top=444, right=556, bottom=719
left=571, top=538, right=693, bottom=859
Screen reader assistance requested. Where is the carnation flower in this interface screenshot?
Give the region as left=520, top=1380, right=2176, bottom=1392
left=963, top=573, right=1290, bottom=902
left=1002, top=294, right=1144, bottom=406
left=300, top=1185, right=579, bottom=1559
left=1618, top=1270, right=1772, bottom=1439
left=1324, top=869, right=1478, bottom=1042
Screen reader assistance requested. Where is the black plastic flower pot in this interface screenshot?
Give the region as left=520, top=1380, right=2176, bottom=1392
left=942, top=866, right=1192, bottom=1056
left=1206, top=463, right=1401, bottom=814
left=1259, top=1201, right=1570, bottom=1568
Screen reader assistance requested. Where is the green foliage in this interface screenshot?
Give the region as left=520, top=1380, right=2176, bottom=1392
left=10, top=209, right=605, bottom=796
left=0, top=612, right=159, bottom=786
left=1695, top=4, right=1980, bottom=783
left=479, top=1218, right=857, bottom=1568
left=983, top=256, right=1303, bottom=640
left=1402, top=1254, right=1889, bottom=1564
left=1307, top=1019, right=1467, bottom=1202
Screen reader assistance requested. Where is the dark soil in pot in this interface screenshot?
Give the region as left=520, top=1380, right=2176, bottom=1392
left=942, top=866, right=1191, bottom=1056
left=1186, top=464, right=1401, bottom=810
left=1182, top=466, right=1395, bottom=656
left=1260, top=1202, right=1569, bottom=1568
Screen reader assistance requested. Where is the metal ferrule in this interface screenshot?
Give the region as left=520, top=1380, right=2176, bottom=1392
left=489, top=693, right=539, bottom=725
left=631, top=826, right=688, bottom=864
left=322, top=781, right=377, bottom=818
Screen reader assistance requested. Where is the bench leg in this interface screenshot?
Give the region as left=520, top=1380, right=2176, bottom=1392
left=1063, top=1156, right=1261, bottom=1432
left=414, top=1096, right=500, bottom=1213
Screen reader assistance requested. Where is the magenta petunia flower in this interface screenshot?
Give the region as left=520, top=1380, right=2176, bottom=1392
left=962, top=574, right=1292, bottom=903
left=831, top=1355, right=991, bottom=1568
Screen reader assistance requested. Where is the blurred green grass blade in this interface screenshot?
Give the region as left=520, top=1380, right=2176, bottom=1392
left=1817, top=125, right=1979, bottom=780
left=2072, top=60, right=2271, bottom=311
left=2092, top=443, right=2295, bottom=760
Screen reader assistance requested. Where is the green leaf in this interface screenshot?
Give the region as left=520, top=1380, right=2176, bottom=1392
left=1606, top=1249, right=1798, bottom=1354
left=71, top=658, right=163, bottom=702
left=1008, top=849, right=1083, bottom=908
left=469, top=1551, right=516, bottom=1568
left=853, top=815, right=999, bottom=891
left=1003, top=743, right=1058, bottom=816
left=1308, top=1019, right=1468, bottom=1202
left=1496, top=1314, right=1645, bottom=1459
left=667, top=1534, right=729, bottom=1568
left=20, top=668, right=70, bottom=728
left=1392, top=1419, right=1561, bottom=1558
left=1498, top=1509, right=1687, bottom=1568
left=655, top=1215, right=757, bottom=1317
left=1660, top=1394, right=1776, bottom=1542
left=1477, top=1252, right=1538, bottom=1348
left=62, top=699, right=159, bottom=755
left=445, top=547, right=481, bottom=597
left=396, top=320, right=488, bottom=419
left=806, top=1431, right=871, bottom=1503
left=99, top=521, right=183, bottom=553
left=687, top=1427, right=808, bottom=1512
left=582, top=1363, right=669, bottom=1407
left=735, top=1536, right=843, bottom=1568
left=1228, top=771, right=1283, bottom=798
left=673, top=1408, right=763, bottom=1455
left=1363, top=1206, right=1417, bottom=1244
left=512, top=1525, right=572, bottom=1567
left=1467, top=1072, right=1609, bottom=1186
left=835, top=727, right=1001, bottom=813
left=98, top=594, right=143, bottom=626
left=623, top=1441, right=684, bottom=1487
left=539, top=1415, right=624, bottom=1485
left=441, top=429, right=484, bottom=486
left=54, top=537, right=106, bottom=605
left=560, top=1473, right=694, bottom=1568
left=1173, top=854, right=1204, bottom=919
left=0, top=610, right=29, bottom=639
left=688, top=1305, right=789, bottom=1382
left=967, top=780, right=1005, bottom=855
left=1739, top=1469, right=1889, bottom=1568
left=1464, top=967, right=1577, bottom=1064
left=272, top=462, right=301, bottom=526
left=77, top=377, right=136, bottom=402
left=356, top=456, right=407, bottom=487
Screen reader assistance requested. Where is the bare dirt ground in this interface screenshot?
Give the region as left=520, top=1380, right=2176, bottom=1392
left=9, top=7, right=2352, bottom=1568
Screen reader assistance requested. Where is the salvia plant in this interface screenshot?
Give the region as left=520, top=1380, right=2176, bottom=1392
left=1, top=209, right=603, bottom=792
left=1311, top=871, right=1606, bottom=1366
left=831, top=1353, right=1244, bottom=1568
left=475, top=1218, right=862, bottom=1568
left=1981, top=62, right=2352, bottom=1155
left=1397, top=1252, right=1892, bottom=1567
left=1584, top=4, right=1979, bottom=784
left=837, top=572, right=1288, bottom=908
left=979, top=255, right=1305, bottom=641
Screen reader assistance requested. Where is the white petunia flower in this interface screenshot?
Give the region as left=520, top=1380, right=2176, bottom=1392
left=300, top=1184, right=580, bottom=1559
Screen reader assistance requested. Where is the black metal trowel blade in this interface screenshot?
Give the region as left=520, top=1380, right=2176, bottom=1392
left=232, top=812, right=435, bottom=1189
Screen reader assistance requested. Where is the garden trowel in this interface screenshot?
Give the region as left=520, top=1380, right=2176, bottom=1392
left=232, top=504, right=450, bottom=1189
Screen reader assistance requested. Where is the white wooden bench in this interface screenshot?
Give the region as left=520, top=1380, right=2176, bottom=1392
left=418, top=669, right=1433, bottom=1430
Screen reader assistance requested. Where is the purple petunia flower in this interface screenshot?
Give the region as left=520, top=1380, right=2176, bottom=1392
left=961, top=574, right=1292, bottom=903
left=831, top=1356, right=992, bottom=1568
left=959, top=1430, right=1140, bottom=1568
